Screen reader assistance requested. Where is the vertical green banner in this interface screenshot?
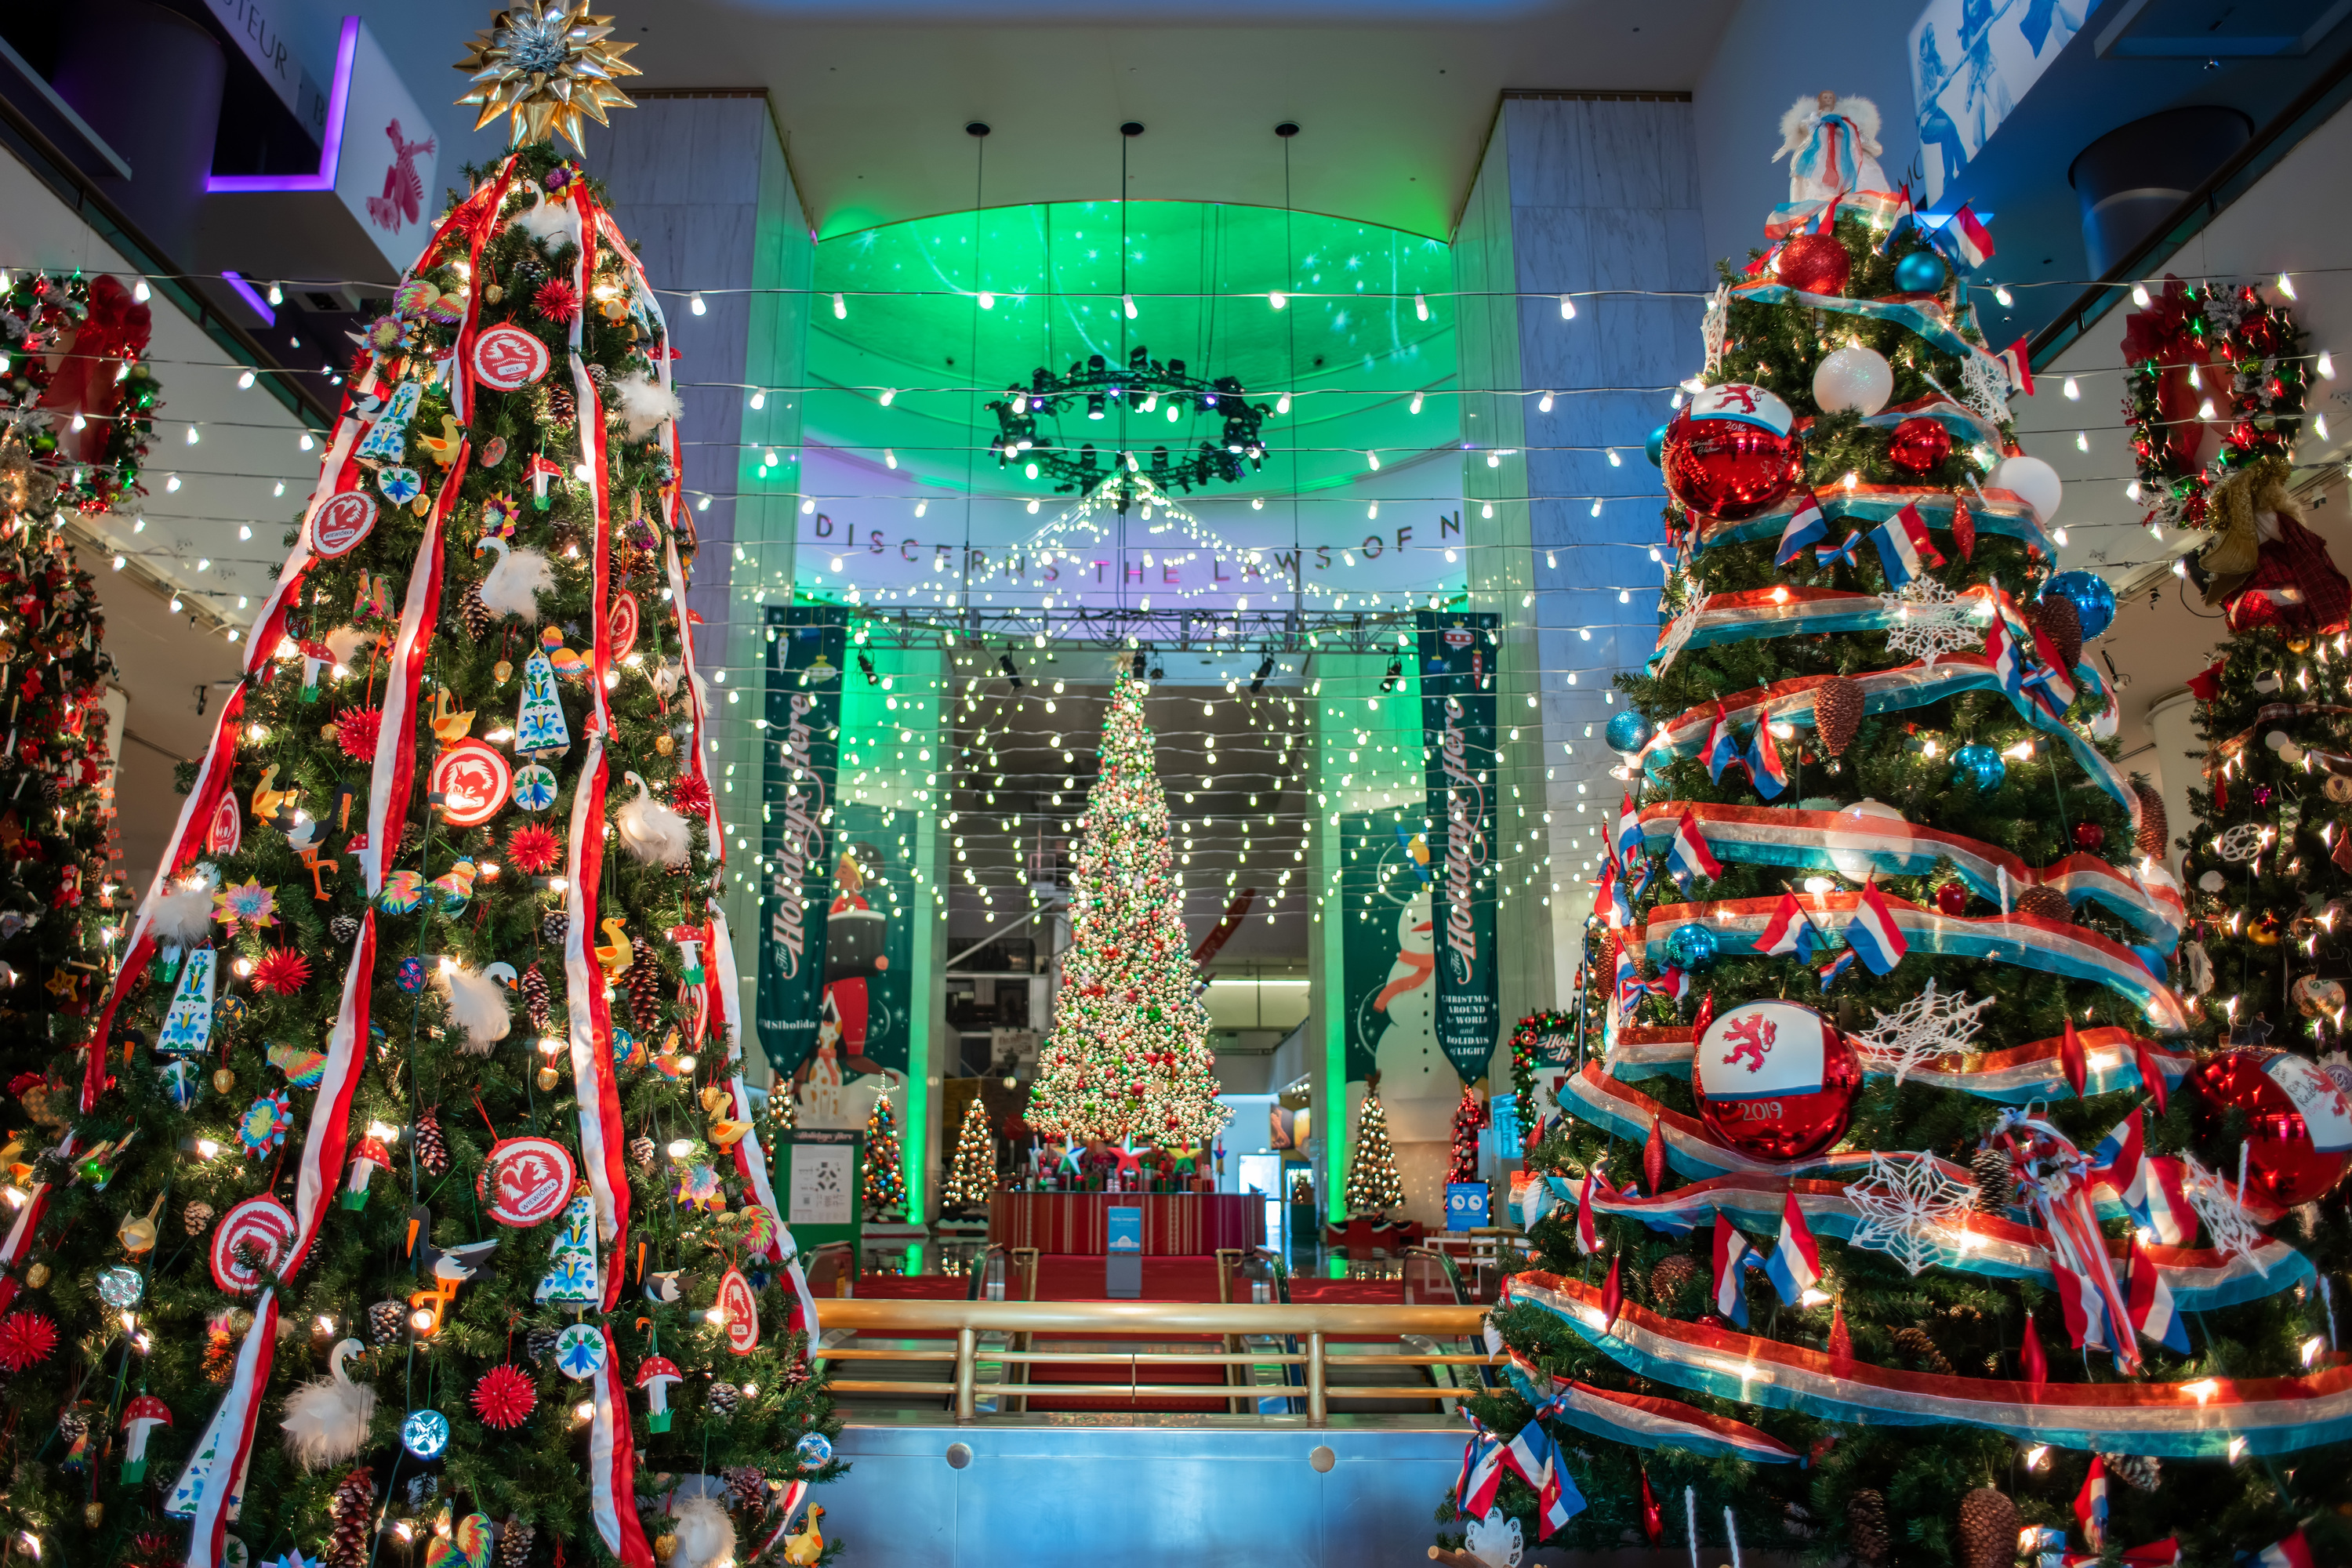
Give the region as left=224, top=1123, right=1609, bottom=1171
left=1338, top=809, right=1450, bottom=1095
left=814, top=801, right=913, bottom=1082
left=756, top=604, right=847, bottom=1080
left=1416, top=609, right=1501, bottom=1081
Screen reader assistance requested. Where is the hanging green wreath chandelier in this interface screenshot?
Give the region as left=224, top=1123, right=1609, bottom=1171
left=986, top=344, right=1273, bottom=509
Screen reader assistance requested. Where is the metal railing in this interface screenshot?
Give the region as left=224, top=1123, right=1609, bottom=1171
left=815, top=1298, right=1490, bottom=1423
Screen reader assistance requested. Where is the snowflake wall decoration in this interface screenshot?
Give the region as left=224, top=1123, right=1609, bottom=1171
left=1851, top=979, right=1993, bottom=1084
left=1846, top=1151, right=1979, bottom=1276
left=2178, top=1152, right=2267, bottom=1273
left=1880, top=579, right=1984, bottom=666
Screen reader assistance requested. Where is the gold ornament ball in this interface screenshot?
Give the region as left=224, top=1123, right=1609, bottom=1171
left=494, top=659, right=514, bottom=684
left=212, top=1068, right=236, bottom=1094
left=536, top=1065, right=562, bottom=1091
left=83, top=1502, right=103, bottom=1530
left=653, top=1536, right=679, bottom=1563
left=485, top=283, right=504, bottom=304
left=24, top=1261, right=49, bottom=1289
left=655, top=733, right=675, bottom=757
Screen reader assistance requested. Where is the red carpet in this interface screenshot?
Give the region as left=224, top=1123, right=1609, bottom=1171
left=855, top=1255, right=1404, bottom=1306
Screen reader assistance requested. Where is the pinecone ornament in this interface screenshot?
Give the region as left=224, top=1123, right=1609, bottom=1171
left=629, top=1134, right=657, bottom=1171
left=527, top=1326, right=561, bottom=1366
left=1970, top=1147, right=2015, bottom=1213
left=368, top=1299, right=408, bottom=1345
left=456, top=579, right=495, bottom=641
left=2016, top=884, right=2073, bottom=924
left=329, top=914, right=360, bottom=944
left=2132, top=778, right=2169, bottom=859
left=1648, top=1253, right=1700, bottom=1306
left=545, top=384, right=578, bottom=428
left=1813, top=675, right=1864, bottom=758
left=1845, top=1489, right=1890, bottom=1567
left=624, top=962, right=663, bottom=1033
left=326, top=1469, right=376, bottom=1568
left=1893, top=1324, right=1954, bottom=1376
left=724, top=1467, right=765, bottom=1512
left=707, top=1381, right=742, bottom=1417
left=2100, top=1451, right=2161, bottom=1492
left=497, top=1518, right=535, bottom=1568
left=398, top=820, right=425, bottom=856
left=2029, top=593, right=2083, bottom=676
left=416, top=1108, right=451, bottom=1177
left=521, top=964, right=553, bottom=1033
left=543, top=909, right=569, bottom=946
left=1954, top=1487, right=2018, bottom=1568
left=183, top=1200, right=216, bottom=1236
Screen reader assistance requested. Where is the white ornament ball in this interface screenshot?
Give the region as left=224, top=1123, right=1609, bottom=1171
left=1812, top=345, right=1893, bottom=416
left=1828, top=799, right=1907, bottom=881
left=1991, top=455, right=2063, bottom=523
left=2264, top=731, right=2291, bottom=752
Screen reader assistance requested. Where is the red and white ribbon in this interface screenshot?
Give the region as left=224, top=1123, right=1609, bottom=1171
left=714, top=909, right=822, bottom=1339
left=588, top=1323, right=655, bottom=1567
left=172, top=1289, right=279, bottom=1568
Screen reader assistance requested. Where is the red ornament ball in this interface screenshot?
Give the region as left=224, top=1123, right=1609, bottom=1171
left=1774, top=233, right=1852, bottom=297
left=1934, top=881, right=1969, bottom=916
left=1691, top=1000, right=1863, bottom=1160
left=2071, top=821, right=2105, bottom=851
left=1886, top=416, right=1954, bottom=475
left=470, top=1362, right=539, bottom=1431
left=2189, top=1049, right=2352, bottom=1206
left=1661, top=384, right=1806, bottom=523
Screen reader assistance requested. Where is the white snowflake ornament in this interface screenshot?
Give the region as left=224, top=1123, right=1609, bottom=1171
left=2179, top=1152, right=2267, bottom=1274
left=1852, top=980, right=1993, bottom=1084
left=1847, top=1152, right=1979, bottom=1276
left=1881, top=579, right=1984, bottom=666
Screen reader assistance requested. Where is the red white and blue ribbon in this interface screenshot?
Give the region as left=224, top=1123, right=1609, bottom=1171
left=1993, top=1111, right=2142, bottom=1373
left=1726, top=276, right=2012, bottom=380
left=1503, top=1271, right=2352, bottom=1458
left=1498, top=1348, right=1797, bottom=1465
left=589, top=1323, right=655, bottom=1567
left=1623, top=891, right=2188, bottom=1032
left=1765, top=187, right=1909, bottom=239
left=1603, top=1021, right=2191, bottom=1106
left=1627, top=803, right=2184, bottom=949
left=1649, top=583, right=1984, bottom=663
left=1537, top=1167, right=2306, bottom=1312
left=1691, top=482, right=2054, bottom=560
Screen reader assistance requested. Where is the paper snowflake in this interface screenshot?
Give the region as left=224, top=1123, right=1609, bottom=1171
left=1960, top=351, right=2013, bottom=426
left=1851, top=979, right=1993, bottom=1085
left=1846, top=1152, right=1978, bottom=1276
left=1880, top=579, right=1984, bottom=666
left=1652, top=596, right=1704, bottom=681
left=2179, top=1152, right=2267, bottom=1273
left=1701, top=285, right=1730, bottom=375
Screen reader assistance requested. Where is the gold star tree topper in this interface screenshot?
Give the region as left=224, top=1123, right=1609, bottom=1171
left=455, top=2, right=640, bottom=154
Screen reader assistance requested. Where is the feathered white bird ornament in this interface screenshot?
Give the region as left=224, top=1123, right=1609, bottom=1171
left=670, top=1494, right=736, bottom=1568
left=433, top=960, right=514, bottom=1054
left=474, top=534, right=556, bottom=621
left=281, top=1337, right=376, bottom=1470
left=614, top=771, right=691, bottom=867
left=147, top=879, right=216, bottom=945
left=611, top=371, right=684, bottom=440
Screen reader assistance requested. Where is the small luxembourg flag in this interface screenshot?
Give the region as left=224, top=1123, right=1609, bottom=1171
left=2091, top=1111, right=2144, bottom=1195
left=1842, top=877, right=1909, bottom=975
left=1617, top=793, right=1644, bottom=866
left=1704, top=702, right=1744, bottom=784
left=2074, top=1455, right=2111, bottom=1552
left=1817, top=948, right=1857, bottom=989
left=1762, top=1191, right=1823, bottom=1306
left=2136, top=1155, right=2196, bottom=1247
left=1933, top=201, right=1995, bottom=270
left=1748, top=714, right=1790, bottom=799
left=1598, top=855, right=1631, bottom=928
left=1775, top=489, right=1828, bottom=567
left=2237, top=1530, right=2317, bottom=1568
left=1711, top=1214, right=1754, bottom=1328
left=1876, top=182, right=1918, bottom=256
left=2125, top=1240, right=2189, bottom=1353
left=1756, top=891, right=1817, bottom=962
left=1984, top=595, right=2025, bottom=699
left=1667, top=809, right=1724, bottom=891
left=1869, top=502, right=1946, bottom=589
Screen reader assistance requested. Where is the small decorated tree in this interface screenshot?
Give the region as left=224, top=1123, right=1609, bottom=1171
left=941, top=1096, right=997, bottom=1212
left=864, top=1092, right=907, bottom=1218
left=1025, top=666, right=1231, bottom=1146
left=1446, top=1084, right=1488, bottom=1185
left=1345, top=1078, right=1404, bottom=1217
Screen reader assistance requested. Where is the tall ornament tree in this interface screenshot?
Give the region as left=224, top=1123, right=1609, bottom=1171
left=1449, top=92, right=2349, bottom=1567
left=1025, top=666, right=1230, bottom=1146
left=1344, top=1080, right=1403, bottom=1218
left=941, top=1097, right=996, bottom=1212
left=0, top=431, right=123, bottom=1054
left=862, top=1093, right=906, bottom=1218
left=1446, top=1085, right=1487, bottom=1185
left=16, top=18, right=841, bottom=1568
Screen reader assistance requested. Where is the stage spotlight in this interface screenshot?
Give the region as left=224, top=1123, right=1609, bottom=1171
left=857, top=652, right=878, bottom=685
left=1250, top=655, right=1275, bottom=694
left=1378, top=659, right=1401, bottom=694
left=1000, top=654, right=1023, bottom=689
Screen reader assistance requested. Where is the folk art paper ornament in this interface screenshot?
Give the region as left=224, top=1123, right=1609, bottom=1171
left=155, top=949, right=218, bottom=1054
left=514, top=646, right=571, bottom=754
left=534, top=1192, right=600, bottom=1306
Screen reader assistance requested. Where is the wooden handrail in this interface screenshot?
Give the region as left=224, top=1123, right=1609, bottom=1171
left=817, top=1299, right=1484, bottom=1335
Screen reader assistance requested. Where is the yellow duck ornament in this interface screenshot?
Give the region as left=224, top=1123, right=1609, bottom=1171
left=251, top=764, right=299, bottom=826
left=780, top=1507, right=824, bottom=1566
left=593, top=916, right=633, bottom=977
left=428, top=687, right=476, bottom=748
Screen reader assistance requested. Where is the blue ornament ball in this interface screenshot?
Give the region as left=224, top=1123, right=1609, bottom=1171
left=1646, top=423, right=1669, bottom=466
left=796, top=1432, right=834, bottom=1468
left=2042, top=569, right=2117, bottom=641
left=1951, top=742, right=2005, bottom=792
left=1604, top=710, right=1653, bottom=754
left=395, top=956, right=428, bottom=994
left=1664, top=922, right=1719, bottom=971
left=1893, top=249, right=1949, bottom=295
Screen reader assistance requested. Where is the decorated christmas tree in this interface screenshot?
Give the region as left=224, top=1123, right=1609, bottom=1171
left=1446, top=1085, right=1486, bottom=1185
left=1025, top=666, right=1230, bottom=1146
left=941, top=1096, right=997, bottom=1212
left=1449, top=93, right=2346, bottom=1567
left=1343, top=1080, right=1403, bottom=1218
left=9, top=15, right=840, bottom=1568
left=0, top=426, right=124, bottom=1053
left=863, top=1093, right=906, bottom=1218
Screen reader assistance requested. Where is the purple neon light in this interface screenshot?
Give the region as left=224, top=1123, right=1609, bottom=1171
left=204, top=16, right=360, bottom=194
left=218, top=270, right=276, bottom=326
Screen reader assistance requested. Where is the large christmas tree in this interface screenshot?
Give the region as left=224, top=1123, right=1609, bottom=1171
left=9, top=16, right=840, bottom=1568
left=1451, top=93, right=2347, bottom=1566
left=1025, top=666, right=1229, bottom=1146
